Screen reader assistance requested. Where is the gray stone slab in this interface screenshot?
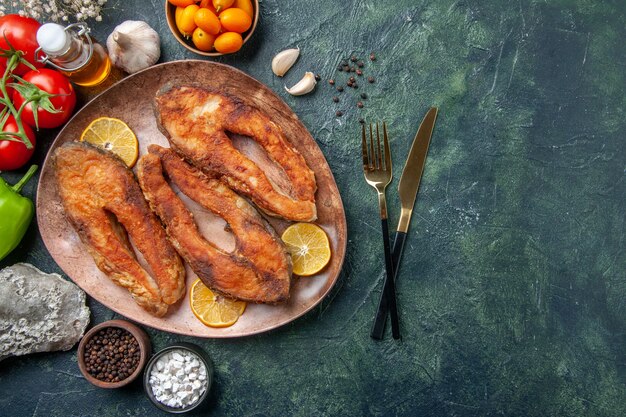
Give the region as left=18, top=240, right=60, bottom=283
left=0, top=263, right=90, bottom=361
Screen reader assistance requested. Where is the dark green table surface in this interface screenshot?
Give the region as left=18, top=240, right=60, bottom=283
left=1, top=1, right=625, bottom=416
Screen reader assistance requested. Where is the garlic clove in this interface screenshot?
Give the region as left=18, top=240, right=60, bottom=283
left=272, top=47, right=300, bottom=77
left=284, top=72, right=317, bottom=96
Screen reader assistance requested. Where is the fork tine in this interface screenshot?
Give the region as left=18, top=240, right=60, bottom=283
left=376, top=122, right=383, bottom=170
left=369, top=123, right=375, bottom=169
left=383, top=122, right=391, bottom=171
left=361, top=124, right=370, bottom=170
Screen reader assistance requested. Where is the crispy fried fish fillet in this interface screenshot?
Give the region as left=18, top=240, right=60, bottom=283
left=136, top=145, right=291, bottom=303
left=53, top=142, right=185, bottom=316
left=154, top=85, right=317, bottom=222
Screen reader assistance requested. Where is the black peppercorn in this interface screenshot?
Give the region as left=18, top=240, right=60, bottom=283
left=337, top=86, right=344, bottom=92
left=357, top=61, right=364, bottom=68
left=356, top=69, right=363, bottom=76
left=350, top=56, right=357, bottom=62
left=359, top=118, right=365, bottom=124
left=83, top=328, right=140, bottom=383
left=369, top=53, right=376, bottom=61
left=367, top=76, right=375, bottom=83
left=329, top=79, right=335, bottom=85
left=361, top=93, right=367, bottom=99
left=336, top=110, right=343, bottom=117
left=314, top=74, right=321, bottom=81
left=337, top=65, right=343, bottom=71
left=357, top=101, right=364, bottom=108
left=332, top=96, right=339, bottom=103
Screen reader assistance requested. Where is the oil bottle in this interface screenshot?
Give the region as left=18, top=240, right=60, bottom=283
left=36, top=22, right=111, bottom=87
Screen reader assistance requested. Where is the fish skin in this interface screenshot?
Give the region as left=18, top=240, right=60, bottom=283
left=154, top=84, right=317, bottom=222
left=137, top=145, right=291, bottom=304
left=53, top=142, right=186, bottom=317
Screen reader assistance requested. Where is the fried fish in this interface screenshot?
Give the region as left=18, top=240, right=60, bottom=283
left=136, top=145, right=291, bottom=304
left=53, top=142, right=185, bottom=316
left=154, top=85, right=317, bottom=222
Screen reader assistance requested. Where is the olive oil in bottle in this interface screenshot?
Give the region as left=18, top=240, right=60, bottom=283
left=36, top=22, right=111, bottom=87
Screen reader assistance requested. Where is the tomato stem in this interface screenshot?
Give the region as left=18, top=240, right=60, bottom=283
left=0, top=44, right=37, bottom=149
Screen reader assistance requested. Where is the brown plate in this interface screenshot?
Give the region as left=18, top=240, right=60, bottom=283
left=37, top=60, right=347, bottom=338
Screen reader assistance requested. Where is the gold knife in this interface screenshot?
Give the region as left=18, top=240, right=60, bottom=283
left=371, top=107, right=438, bottom=339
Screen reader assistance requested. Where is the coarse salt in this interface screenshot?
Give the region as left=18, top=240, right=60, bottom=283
left=149, top=349, right=208, bottom=409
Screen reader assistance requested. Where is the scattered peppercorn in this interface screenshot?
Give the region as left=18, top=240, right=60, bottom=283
left=314, top=74, right=321, bottom=81
left=84, top=327, right=140, bottom=383
left=331, top=52, right=380, bottom=119
left=329, top=79, right=335, bottom=85
left=359, top=118, right=365, bottom=124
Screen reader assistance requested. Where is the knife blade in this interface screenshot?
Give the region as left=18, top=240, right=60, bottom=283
left=370, top=107, right=438, bottom=340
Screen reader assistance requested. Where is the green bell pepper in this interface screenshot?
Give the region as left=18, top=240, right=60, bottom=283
left=0, top=165, right=38, bottom=261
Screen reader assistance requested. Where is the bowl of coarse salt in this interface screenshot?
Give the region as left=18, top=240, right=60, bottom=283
left=144, top=343, right=213, bottom=413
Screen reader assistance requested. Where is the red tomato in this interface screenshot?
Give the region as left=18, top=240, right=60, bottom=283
left=0, top=15, right=44, bottom=76
left=12, top=69, right=76, bottom=129
left=0, top=116, right=36, bottom=171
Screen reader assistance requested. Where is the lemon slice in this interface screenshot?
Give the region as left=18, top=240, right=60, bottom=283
left=80, top=117, right=139, bottom=168
left=189, top=278, right=246, bottom=328
left=281, top=223, right=331, bottom=276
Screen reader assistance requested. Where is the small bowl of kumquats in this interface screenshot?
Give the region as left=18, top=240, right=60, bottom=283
left=165, top=0, right=259, bottom=56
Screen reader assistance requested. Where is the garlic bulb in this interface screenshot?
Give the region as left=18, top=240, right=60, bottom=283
left=285, top=72, right=317, bottom=96
left=272, top=47, right=299, bottom=77
left=106, top=20, right=160, bottom=74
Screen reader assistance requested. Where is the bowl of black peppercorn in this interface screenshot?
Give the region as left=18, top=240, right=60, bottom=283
left=78, top=319, right=151, bottom=389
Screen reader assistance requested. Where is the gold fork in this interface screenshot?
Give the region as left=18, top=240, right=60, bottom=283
left=361, top=122, right=400, bottom=339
